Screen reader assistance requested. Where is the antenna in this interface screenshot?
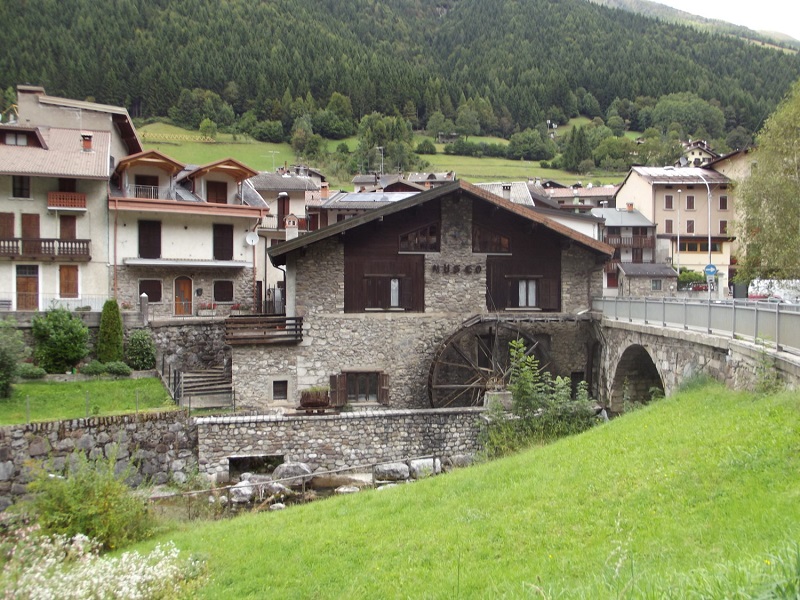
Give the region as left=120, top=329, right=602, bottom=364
left=245, top=232, right=259, bottom=246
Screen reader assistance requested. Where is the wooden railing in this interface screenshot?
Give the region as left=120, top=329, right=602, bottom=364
left=603, top=235, right=655, bottom=248
left=0, top=238, right=91, bottom=260
left=225, top=315, right=303, bottom=345
left=47, top=191, right=87, bottom=209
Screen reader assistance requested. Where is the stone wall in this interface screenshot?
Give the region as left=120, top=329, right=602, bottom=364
left=196, top=407, right=484, bottom=481
left=149, top=321, right=228, bottom=372
left=561, top=245, right=605, bottom=313
left=618, top=275, right=676, bottom=298
left=0, top=411, right=197, bottom=510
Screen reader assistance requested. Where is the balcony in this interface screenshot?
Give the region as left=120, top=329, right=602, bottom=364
left=47, top=191, right=87, bottom=210
left=0, top=238, right=91, bottom=261
left=260, top=214, right=316, bottom=232
left=603, top=235, right=655, bottom=249
left=224, top=315, right=303, bottom=346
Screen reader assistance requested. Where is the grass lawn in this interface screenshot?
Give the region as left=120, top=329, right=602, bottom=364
left=139, top=122, right=625, bottom=189
left=1, top=378, right=175, bottom=425
left=144, top=383, right=800, bottom=598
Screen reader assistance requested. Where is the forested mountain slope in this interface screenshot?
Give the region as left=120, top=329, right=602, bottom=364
left=1, top=0, right=798, bottom=134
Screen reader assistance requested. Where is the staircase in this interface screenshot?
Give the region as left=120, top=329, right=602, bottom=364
left=178, top=367, right=234, bottom=410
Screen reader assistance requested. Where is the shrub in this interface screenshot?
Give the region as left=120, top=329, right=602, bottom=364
left=32, top=309, right=89, bottom=374
left=0, top=345, right=14, bottom=399
left=16, top=363, right=46, bottom=380
left=0, top=317, right=29, bottom=363
left=104, top=361, right=132, bottom=377
left=27, top=450, right=153, bottom=551
left=96, top=300, right=124, bottom=363
left=126, top=329, right=157, bottom=370
left=415, top=138, right=437, bottom=154
left=79, top=360, right=107, bottom=376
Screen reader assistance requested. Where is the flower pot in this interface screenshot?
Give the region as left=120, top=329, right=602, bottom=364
left=197, top=309, right=217, bottom=317
left=300, top=390, right=330, bottom=408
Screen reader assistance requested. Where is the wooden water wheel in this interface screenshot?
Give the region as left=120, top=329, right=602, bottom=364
left=427, top=320, right=545, bottom=408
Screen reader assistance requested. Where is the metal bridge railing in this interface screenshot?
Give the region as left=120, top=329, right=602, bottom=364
left=592, top=297, right=800, bottom=356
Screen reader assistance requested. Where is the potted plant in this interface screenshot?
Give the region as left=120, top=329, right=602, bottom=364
left=300, top=385, right=330, bottom=409
left=230, top=302, right=252, bottom=316
left=197, top=302, right=217, bottom=317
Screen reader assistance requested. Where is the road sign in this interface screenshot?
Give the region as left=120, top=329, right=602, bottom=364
left=704, top=264, right=718, bottom=276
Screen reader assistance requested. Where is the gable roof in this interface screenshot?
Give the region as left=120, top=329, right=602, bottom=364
left=269, top=180, right=613, bottom=266
left=250, top=171, right=319, bottom=192
left=622, top=166, right=730, bottom=187
left=180, top=158, right=258, bottom=183
left=618, top=263, right=678, bottom=278
left=114, top=149, right=185, bottom=176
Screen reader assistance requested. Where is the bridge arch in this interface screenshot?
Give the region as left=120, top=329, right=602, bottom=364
left=608, top=344, right=664, bottom=413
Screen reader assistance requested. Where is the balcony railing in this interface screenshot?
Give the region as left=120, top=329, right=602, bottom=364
left=224, top=315, right=303, bottom=346
left=260, top=214, right=315, bottom=232
left=0, top=238, right=91, bottom=260
left=47, top=191, right=87, bottom=210
left=603, top=235, right=655, bottom=248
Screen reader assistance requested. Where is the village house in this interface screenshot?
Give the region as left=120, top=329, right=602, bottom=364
left=614, top=166, right=735, bottom=296
left=228, top=180, right=613, bottom=411
left=0, top=85, right=141, bottom=311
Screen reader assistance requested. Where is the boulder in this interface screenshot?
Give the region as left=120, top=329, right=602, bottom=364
left=409, top=458, right=441, bottom=479
left=374, top=462, right=409, bottom=481
left=272, top=462, right=313, bottom=488
left=269, top=503, right=286, bottom=511
left=335, top=485, right=360, bottom=495
left=444, top=454, right=474, bottom=470
left=230, top=480, right=255, bottom=504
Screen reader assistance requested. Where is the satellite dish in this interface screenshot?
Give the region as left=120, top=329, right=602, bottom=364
left=245, top=232, right=259, bottom=246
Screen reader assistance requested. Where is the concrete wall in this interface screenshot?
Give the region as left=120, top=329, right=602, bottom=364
left=0, top=411, right=197, bottom=510
left=196, top=407, right=485, bottom=481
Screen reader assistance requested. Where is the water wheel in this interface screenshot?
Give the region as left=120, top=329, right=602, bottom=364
left=427, top=321, right=544, bottom=408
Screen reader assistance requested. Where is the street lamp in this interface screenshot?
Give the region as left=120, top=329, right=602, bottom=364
left=676, top=189, right=681, bottom=274
left=696, top=171, right=713, bottom=301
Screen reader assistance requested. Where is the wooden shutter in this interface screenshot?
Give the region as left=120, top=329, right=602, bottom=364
left=378, top=373, right=389, bottom=405
left=0, top=213, right=13, bottom=238
left=207, top=181, right=227, bottom=204
left=213, top=224, right=234, bottom=260
left=21, top=213, right=40, bottom=254
left=539, top=279, right=560, bottom=311
left=60, top=215, right=76, bottom=240
left=138, top=220, right=161, bottom=259
left=329, top=374, right=346, bottom=408
left=59, top=265, right=78, bottom=298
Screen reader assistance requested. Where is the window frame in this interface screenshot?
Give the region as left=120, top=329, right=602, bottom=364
left=686, top=220, right=695, bottom=234
left=213, top=279, right=234, bottom=303
left=331, top=371, right=389, bottom=405
left=138, top=279, right=163, bottom=303
left=12, top=176, right=30, bottom=198
left=719, top=220, right=728, bottom=235
left=399, top=222, right=440, bottom=253
left=719, top=195, right=728, bottom=211
left=686, top=195, right=695, bottom=211
left=651, top=279, right=662, bottom=291
left=138, top=220, right=162, bottom=259
left=59, top=265, right=79, bottom=299
left=472, top=225, right=511, bottom=254
left=664, top=219, right=673, bottom=234
left=664, top=195, right=673, bottom=210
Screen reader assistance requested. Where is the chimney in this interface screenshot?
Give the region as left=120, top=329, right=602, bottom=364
left=80, top=132, right=93, bottom=152
left=502, top=183, right=511, bottom=200
left=284, top=214, right=299, bottom=240
left=626, top=202, right=634, bottom=212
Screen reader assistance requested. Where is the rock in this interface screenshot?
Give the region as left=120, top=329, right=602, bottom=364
left=445, top=454, right=474, bottom=470
left=335, top=485, right=360, bottom=495
left=0, top=462, right=15, bottom=482
left=374, top=462, right=409, bottom=481
left=272, top=462, right=313, bottom=488
left=409, top=458, right=441, bottom=479
left=230, top=480, right=255, bottom=504
left=269, top=503, right=286, bottom=511
left=376, top=483, right=399, bottom=491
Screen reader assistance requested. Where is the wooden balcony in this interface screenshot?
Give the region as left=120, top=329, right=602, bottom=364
left=603, top=235, right=655, bottom=249
left=47, top=191, right=87, bottom=210
left=224, top=315, right=303, bottom=345
left=0, top=238, right=91, bottom=261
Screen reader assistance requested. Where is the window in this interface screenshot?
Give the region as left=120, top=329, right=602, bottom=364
left=632, top=248, right=643, bottom=263
left=399, top=223, right=440, bottom=252
left=664, top=219, right=673, bottom=234
left=59, top=265, right=78, bottom=298
left=517, top=279, right=537, bottom=307
left=664, top=195, right=673, bottom=210
left=5, top=132, right=28, bottom=146
left=472, top=226, right=510, bottom=253
left=0, top=213, right=14, bottom=238
left=720, top=220, right=728, bottom=235
left=138, top=279, right=162, bottom=302
left=60, top=215, right=76, bottom=240
left=364, top=275, right=409, bottom=310
left=686, top=195, right=695, bottom=210
left=272, top=380, right=288, bottom=401
left=138, top=220, right=161, bottom=258
left=12, top=176, right=30, bottom=198
left=651, top=279, right=662, bottom=291
left=719, top=195, right=728, bottom=211
left=686, top=220, right=695, bottom=234
left=213, top=224, right=233, bottom=260
left=330, top=372, right=389, bottom=405
left=134, top=175, right=159, bottom=199
left=206, top=181, right=228, bottom=204
left=606, top=272, right=619, bottom=288
left=213, top=280, right=234, bottom=302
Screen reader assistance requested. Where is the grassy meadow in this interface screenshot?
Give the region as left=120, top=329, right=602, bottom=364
left=143, top=382, right=800, bottom=598
left=139, top=122, right=625, bottom=189
left=1, top=378, right=175, bottom=424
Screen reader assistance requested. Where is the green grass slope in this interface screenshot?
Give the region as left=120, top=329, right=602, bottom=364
left=153, top=383, right=800, bottom=598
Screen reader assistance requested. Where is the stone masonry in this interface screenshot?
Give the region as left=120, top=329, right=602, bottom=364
left=196, top=407, right=485, bottom=482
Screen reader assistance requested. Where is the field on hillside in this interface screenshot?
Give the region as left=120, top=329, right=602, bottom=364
left=144, top=383, right=800, bottom=598
left=139, top=122, right=624, bottom=189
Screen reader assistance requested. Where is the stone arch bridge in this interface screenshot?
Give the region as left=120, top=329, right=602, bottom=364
left=594, top=298, right=800, bottom=411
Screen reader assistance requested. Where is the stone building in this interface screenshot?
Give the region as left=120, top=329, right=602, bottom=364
left=231, top=181, right=613, bottom=411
